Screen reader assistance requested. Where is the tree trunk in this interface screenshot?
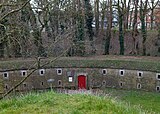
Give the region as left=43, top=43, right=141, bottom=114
left=104, top=0, right=112, bottom=55
left=151, top=9, right=154, bottom=30
left=118, top=0, right=124, bottom=55
left=95, top=0, right=99, bottom=36
left=129, top=7, right=133, bottom=29
left=119, top=15, right=124, bottom=55
left=125, top=0, right=131, bottom=30
left=140, top=0, right=148, bottom=56
left=131, top=0, right=138, bottom=55
left=141, top=18, right=147, bottom=55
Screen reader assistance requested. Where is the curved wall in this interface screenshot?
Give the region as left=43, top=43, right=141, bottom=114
left=0, top=68, right=160, bottom=93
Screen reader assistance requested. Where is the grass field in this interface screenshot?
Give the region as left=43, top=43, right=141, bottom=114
left=105, top=89, right=160, bottom=113
left=0, top=91, right=145, bottom=114
left=0, top=89, right=159, bottom=114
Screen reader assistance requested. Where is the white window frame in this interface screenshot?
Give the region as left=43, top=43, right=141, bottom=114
left=56, top=68, right=62, bottom=75
left=102, top=69, right=107, bottom=75
left=156, top=73, right=160, bottom=80
left=119, top=70, right=125, bottom=76
left=137, top=83, right=142, bottom=89
left=39, top=69, right=45, bottom=76
left=21, top=70, right=27, bottom=77
left=137, top=71, right=143, bottom=78
left=156, top=86, right=160, bottom=91
left=68, top=77, right=73, bottom=82
left=3, top=72, right=9, bottom=79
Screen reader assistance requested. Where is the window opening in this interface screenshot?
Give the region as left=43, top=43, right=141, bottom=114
left=137, top=71, right=143, bottom=78
left=57, top=69, right=62, bottom=75
left=23, top=83, right=27, bottom=87
left=102, top=81, right=106, bottom=85
left=156, top=73, right=160, bottom=80
left=39, top=69, right=45, bottom=76
left=120, top=82, right=123, bottom=87
left=5, top=84, right=8, bottom=89
left=102, top=69, right=107, bottom=75
left=3, top=72, right=9, bottom=79
left=58, top=80, right=62, bottom=86
left=137, top=83, right=141, bottom=89
left=21, top=70, right=27, bottom=77
left=119, top=70, right=125, bottom=76
left=156, top=86, right=160, bottom=91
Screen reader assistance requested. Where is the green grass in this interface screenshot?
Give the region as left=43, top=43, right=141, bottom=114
left=0, top=91, right=149, bottom=114
left=0, top=55, right=160, bottom=72
left=105, top=89, right=160, bottom=113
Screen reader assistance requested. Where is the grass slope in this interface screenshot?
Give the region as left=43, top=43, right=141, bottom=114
left=0, top=91, right=147, bottom=114
left=105, top=89, right=160, bottom=113
left=1, top=55, right=160, bottom=72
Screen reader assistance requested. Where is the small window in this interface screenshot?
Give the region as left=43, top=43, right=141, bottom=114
left=102, top=69, right=107, bottom=75
left=156, top=86, right=160, bottom=91
left=119, top=82, right=123, bottom=88
left=137, top=83, right=141, bottom=89
left=5, top=84, right=9, bottom=89
left=41, top=82, right=44, bottom=86
left=102, top=80, right=106, bottom=86
left=21, top=70, right=27, bottom=77
left=23, top=83, right=27, bottom=87
left=56, top=69, right=62, bottom=75
left=69, top=77, right=73, bottom=82
left=39, top=69, right=45, bottom=76
left=3, top=72, right=9, bottom=79
left=119, top=70, right=125, bottom=76
left=58, top=80, right=62, bottom=86
left=137, top=71, right=143, bottom=78
left=156, top=73, right=160, bottom=80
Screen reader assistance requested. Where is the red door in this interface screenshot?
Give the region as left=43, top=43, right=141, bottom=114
left=78, top=75, right=86, bottom=89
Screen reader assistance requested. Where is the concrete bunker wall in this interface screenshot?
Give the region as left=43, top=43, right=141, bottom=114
left=0, top=68, right=160, bottom=93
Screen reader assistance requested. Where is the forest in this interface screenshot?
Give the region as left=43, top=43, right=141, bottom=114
left=0, top=0, right=160, bottom=58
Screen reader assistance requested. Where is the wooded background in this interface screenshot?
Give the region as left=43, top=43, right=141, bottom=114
left=0, top=0, right=160, bottom=58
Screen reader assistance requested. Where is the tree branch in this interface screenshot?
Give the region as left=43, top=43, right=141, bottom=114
left=0, top=0, right=31, bottom=21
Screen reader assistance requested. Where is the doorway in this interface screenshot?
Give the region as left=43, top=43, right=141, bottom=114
left=78, top=75, right=86, bottom=89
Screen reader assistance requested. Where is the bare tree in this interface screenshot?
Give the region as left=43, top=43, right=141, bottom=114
left=148, top=0, right=159, bottom=30
left=116, top=0, right=126, bottom=55
left=139, top=0, right=148, bottom=55
left=0, top=0, right=31, bottom=58
left=104, top=0, right=112, bottom=55
left=130, top=0, right=139, bottom=55
left=94, top=0, right=99, bottom=36
left=100, top=0, right=107, bottom=33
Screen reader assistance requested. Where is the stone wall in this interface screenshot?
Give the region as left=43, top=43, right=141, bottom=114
left=0, top=78, right=3, bottom=94
left=0, top=68, right=160, bottom=93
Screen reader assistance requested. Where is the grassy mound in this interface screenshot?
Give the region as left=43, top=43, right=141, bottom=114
left=1, top=55, right=160, bottom=72
left=0, top=91, right=147, bottom=114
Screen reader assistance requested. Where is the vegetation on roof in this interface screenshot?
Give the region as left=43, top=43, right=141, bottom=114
left=0, top=56, right=160, bottom=72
